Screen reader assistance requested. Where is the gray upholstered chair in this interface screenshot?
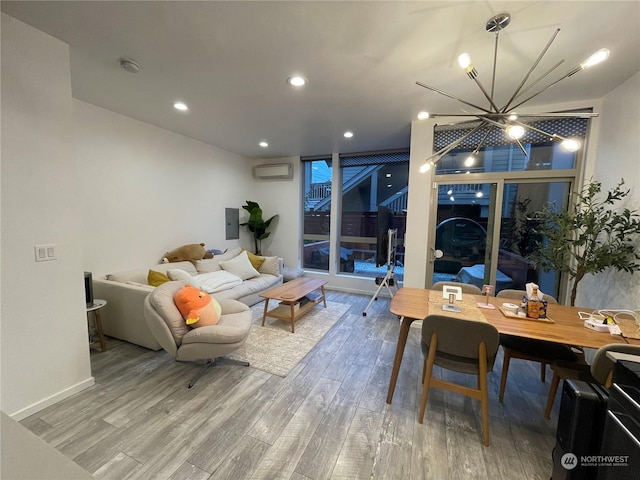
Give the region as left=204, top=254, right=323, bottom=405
left=431, top=281, right=483, bottom=295
left=418, top=314, right=500, bottom=446
left=144, top=280, right=252, bottom=388
left=544, top=343, right=640, bottom=419
left=496, top=289, right=580, bottom=403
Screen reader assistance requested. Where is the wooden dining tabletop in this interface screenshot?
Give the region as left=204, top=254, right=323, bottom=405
left=386, top=287, right=640, bottom=404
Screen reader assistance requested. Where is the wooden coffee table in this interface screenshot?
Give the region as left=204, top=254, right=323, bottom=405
left=259, top=277, right=327, bottom=333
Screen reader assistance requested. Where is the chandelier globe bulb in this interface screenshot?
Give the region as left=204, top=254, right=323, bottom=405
left=419, top=161, right=433, bottom=174
left=561, top=138, right=581, bottom=152
left=581, top=48, right=610, bottom=69
left=506, top=124, right=525, bottom=140
left=458, top=53, right=471, bottom=69
left=464, top=154, right=476, bottom=167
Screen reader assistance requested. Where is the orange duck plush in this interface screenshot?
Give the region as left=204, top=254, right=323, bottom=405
left=174, top=285, right=221, bottom=328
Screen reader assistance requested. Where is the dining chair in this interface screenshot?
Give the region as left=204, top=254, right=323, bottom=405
left=496, top=289, right=580, bottom=403
left=418, top=314, right=500, bottom=446
left=543, top=343, right=640, bottom=419
left=431, top=281, right=482, bottom=295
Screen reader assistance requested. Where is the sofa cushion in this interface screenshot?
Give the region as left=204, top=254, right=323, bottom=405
left=195, top=271, right=243, bottom=293
left=107, top=261, right=197, bottom=285
left=219, top=251, right=260, bottom=280
left=194, top=247, right=243, bottom=273
left=106, top=269, right=148, bottom=284
left=212, top=274, right=280, bottom=301
left=246, top=251, right=266, bottom=270
left=148, top=270, right=171, bottom=287
left=258, top=256, right=280, bottom=276
left=167, top=269, right=200, bottom=288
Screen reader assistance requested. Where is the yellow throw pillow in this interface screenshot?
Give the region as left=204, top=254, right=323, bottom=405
left=148, top=269, right=170, bottom=287
left=246, top=251, right=266, bottom=270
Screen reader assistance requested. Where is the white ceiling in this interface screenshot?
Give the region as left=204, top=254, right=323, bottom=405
left=3, top=1, right=639, bottom=159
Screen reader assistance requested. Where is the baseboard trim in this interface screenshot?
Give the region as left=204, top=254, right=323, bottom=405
left=8, top=376, right=95, bottom=421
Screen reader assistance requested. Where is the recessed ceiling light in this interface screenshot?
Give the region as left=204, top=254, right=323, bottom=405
left=386, top=173, right=392, bottom=178
left=417, top=111, right=430, bottom=120
left=119, top=58, right=141, bottom=74
left=344, top=131, right=354, bottom=138
left=259, top=141, right=269, bottom=148
left=287, top=75, right=307, bottom=87
left=173, top=102, right=188, bottom=111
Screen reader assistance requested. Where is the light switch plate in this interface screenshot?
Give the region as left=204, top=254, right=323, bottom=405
left=34, top=244, right=57, bottom=261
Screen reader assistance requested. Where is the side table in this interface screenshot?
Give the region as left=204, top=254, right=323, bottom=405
left=86, top=299, right=107, bottom=352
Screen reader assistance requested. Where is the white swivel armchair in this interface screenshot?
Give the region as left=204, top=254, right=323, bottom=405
left=144, top=281, right=252, bottom=388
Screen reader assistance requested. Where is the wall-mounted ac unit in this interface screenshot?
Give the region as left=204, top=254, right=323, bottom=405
left=254, top=163, right=293, bottom=180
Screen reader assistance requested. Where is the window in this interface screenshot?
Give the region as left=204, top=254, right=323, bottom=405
left=302, top=157, right=332, bottom=271
left=434, top=116, right=588, bottom=174
left=339, top=151, right=409, bottom=280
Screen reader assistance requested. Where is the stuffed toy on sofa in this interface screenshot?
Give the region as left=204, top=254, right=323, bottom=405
left=162, top=243, right=213, bottom=264
left=174, top=285, right=221, bottom=328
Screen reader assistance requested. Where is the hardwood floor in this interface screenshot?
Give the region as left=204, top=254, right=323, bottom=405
left=20, top=290, right=561, bottom=479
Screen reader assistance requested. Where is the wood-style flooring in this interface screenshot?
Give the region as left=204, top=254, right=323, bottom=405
left=20, top=290, right=561, bottom=479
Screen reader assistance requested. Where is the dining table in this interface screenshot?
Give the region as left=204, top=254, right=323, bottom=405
left=386, top=287, right=640, bottom=404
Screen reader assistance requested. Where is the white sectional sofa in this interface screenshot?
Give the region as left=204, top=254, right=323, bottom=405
left=93, top=248, right=283, bottom=350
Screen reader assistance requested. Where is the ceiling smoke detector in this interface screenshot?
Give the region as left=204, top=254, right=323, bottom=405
left=119, top=58, right=141, bottom=74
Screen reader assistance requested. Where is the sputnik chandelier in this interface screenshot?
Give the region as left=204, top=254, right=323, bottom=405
left=417, top=12, right=609, bottom=173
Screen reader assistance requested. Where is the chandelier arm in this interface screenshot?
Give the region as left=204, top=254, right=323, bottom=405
left=416, top=82, right=493, bottom=114
left=507, top=60, right=565, bottom=107
left=478, top=117, right=507, bottom=131
left=426, top=123, right=486, bottom=163
left=514, top=139, right=529, bottom=157
left=474, top=127, right=494, bottom=154
left=490, top=31, right=499, bottom=100
left=501, top=28, right=561, bottom=113
left=512, top=112, right=598, bottom=118
left=427, top=113, right=493, bottom=118
left=470, top=75, right=500, bottom=113
left=509, top=63, right=584, bottom=112
left=431, top=112, right=597, bottom=119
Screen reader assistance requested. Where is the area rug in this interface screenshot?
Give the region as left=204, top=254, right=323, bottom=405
left=227, top=300, right=350, bottom=377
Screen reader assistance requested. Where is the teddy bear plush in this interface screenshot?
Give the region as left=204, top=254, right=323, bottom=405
left=174, top=285, right=221, bottom=328
left=162, top=242, right=214, bottom=264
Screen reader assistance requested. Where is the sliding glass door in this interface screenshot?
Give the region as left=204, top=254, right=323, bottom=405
left=429, top=178, right=572, bottom=299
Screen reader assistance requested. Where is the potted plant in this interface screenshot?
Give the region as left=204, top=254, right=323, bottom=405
left=240, top=201, right=278, bottom=255
left=531, top=179, right=640, bottom=306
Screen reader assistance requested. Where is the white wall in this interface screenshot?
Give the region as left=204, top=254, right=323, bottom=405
left=577, top=72, right=640, bottom=309
left=75, top=101, right=254, bottom=275
left=248, top=158, right=301, bottom=268
left=1, top=14, right=94, bottom=419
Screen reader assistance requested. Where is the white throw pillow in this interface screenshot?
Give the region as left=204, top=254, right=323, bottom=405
left=219, top=250, right=260, bottom=280
left=195, top=247, right=243, bottom=274
left=258, top=256, right=280, bottom=276
left=167, top=269, right=200, bottom=288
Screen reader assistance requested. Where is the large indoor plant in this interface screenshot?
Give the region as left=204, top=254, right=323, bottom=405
left=531, top=179, right=640, bottom=306
left=240, top=200, right=278, bottom=255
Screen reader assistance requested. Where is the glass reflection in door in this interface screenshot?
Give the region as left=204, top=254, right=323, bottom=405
left=433, top=183, right=494, bottom=288
left=497, top=182, right=570, bottom=298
